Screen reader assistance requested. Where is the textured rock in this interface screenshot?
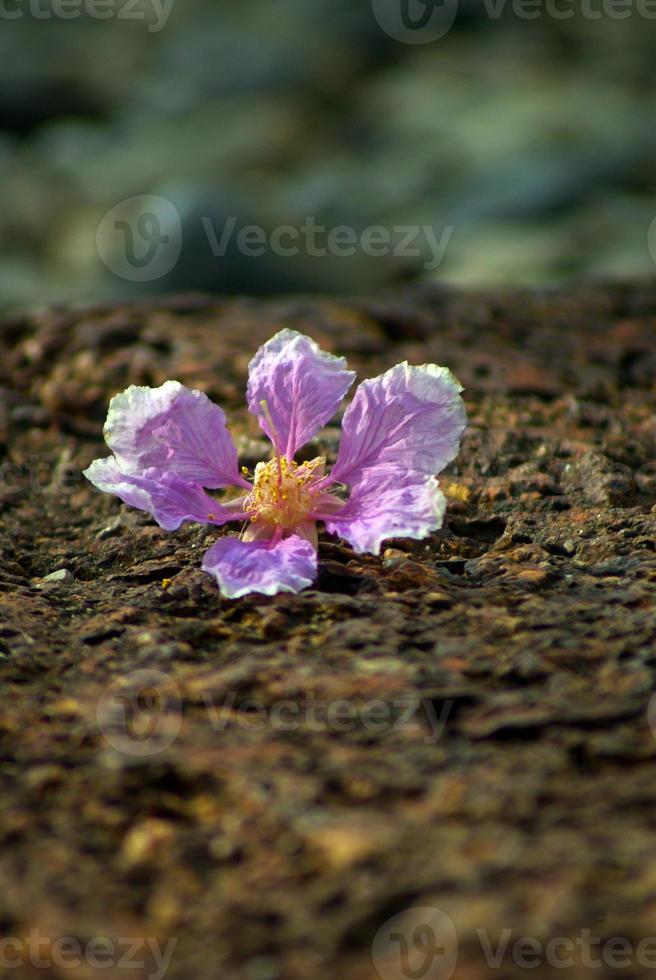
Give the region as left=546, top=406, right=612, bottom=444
left=1, top=283, right=656, bottom=979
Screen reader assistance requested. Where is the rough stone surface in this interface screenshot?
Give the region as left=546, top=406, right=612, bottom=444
left=1, top=283, right=656, bottom=979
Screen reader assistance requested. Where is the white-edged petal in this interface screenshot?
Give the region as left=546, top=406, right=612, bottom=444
left=323, top=470, right=447, bottom=555
left=201, top=533, right=317, bottom=598
left=247, top=329, right=355, bottom=457
left=330, top=362, right=467, bottom=489
left=104, top=380, right=243, bottom=488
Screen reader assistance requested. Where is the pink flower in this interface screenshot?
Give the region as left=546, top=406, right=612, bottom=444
left=84, top=330, right=467, bottom=598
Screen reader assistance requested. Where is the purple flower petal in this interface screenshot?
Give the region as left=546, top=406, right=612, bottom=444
left=201, top=533, right=317, bottom=598
left=246, top=329, right=355, bottom=457
left=329, top=363, right=467, bottom=488
left=103, top=381, right=245, bottom=488
left=322, top=470, right=446, bottom=555
left=84, top=458, right=244, bottom=531
left=291, top=520, right=319, bottom=549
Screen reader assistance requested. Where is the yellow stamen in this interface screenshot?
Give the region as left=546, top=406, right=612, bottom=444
left=244, top=455, right=325, bottom=529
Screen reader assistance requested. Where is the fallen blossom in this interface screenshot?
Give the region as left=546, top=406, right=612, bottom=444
left=84, top=330, right=467, bottom=597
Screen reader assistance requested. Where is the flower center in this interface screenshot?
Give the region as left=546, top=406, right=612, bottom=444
left=245, top=456, right=325, bottom=529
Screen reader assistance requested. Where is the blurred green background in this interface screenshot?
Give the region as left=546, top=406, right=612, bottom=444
left=1, top=0, right=655, bottom=306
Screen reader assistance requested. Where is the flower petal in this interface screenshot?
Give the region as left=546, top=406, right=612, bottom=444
left=322, top=470, right=446, bottom=555
left=246, top=329, right=355, bottom=457
left=84, top=457, right=244, bottom=531
left=201, top=533, right=317, bottom=598
left=103, top=381, right=245, bottom=488
left=329, top=363, right=467, bottom=488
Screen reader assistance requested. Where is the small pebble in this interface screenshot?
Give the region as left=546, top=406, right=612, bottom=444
left=424, top=591, right=452, bottom=608
left=97, top=517, right=123, bottom=539
left=38, top=569, right=74, bottom=586
left=382, top=548, right=407, bottom=568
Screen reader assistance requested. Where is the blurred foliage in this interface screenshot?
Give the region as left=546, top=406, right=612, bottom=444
left=0, top=0, right=654, bottom=305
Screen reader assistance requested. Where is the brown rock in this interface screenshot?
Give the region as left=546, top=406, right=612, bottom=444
left=2, top=283, right=656, bottom=980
